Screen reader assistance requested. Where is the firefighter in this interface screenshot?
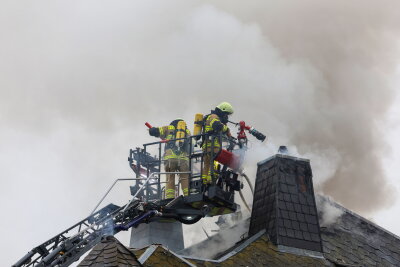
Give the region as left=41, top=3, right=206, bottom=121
left=149, top=119, right=191, bottom=199
left=201, top=102, right=234, bottom=185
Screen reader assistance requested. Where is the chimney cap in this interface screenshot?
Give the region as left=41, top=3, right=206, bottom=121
left=278, top=146, right=289, bottom=154
left=258, top=153, right=310, bottom=166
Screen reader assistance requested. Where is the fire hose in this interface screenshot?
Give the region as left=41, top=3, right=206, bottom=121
left=239, top=173, right=254, bottom=212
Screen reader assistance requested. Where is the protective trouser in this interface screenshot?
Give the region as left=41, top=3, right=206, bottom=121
left=201, top=146, right=219, bottom=185
left=201, top=113, right=227, bottom=185
left=164, top=158, right=189, bottom=199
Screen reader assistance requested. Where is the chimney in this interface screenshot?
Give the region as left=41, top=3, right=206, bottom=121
left=129, top=181, right=184, bottom=252
left=130, top=221, right=184, bottom=252
left=249, top=153, right=323, bottom=253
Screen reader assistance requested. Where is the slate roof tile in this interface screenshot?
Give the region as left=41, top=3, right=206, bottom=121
left=78, top=236, right=142, bottom=267
left=319, top=197, right=400, bottom=267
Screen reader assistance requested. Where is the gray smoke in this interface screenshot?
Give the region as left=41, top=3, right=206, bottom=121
left=206, top=1, right=400, bottom=213
left=1, top=1, right=400, bottom=265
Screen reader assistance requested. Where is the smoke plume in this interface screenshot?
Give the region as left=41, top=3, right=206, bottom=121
left=205, top=1, right=400, bottom=213
left=316, top=195, right=345, bottom=227
left=1, top=1, right=400, bottom=265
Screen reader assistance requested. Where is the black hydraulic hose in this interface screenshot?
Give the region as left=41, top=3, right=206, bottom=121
left=158, top=213, right=179, bottom=219
left=12, top=251, right=35, bottom=267
left=42, top=245, right=64, bottom=265
left=114, top=210, right=157, bottom=231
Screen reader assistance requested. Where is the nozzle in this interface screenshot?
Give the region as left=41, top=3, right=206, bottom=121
left=249, top=128, right=266, bottom=142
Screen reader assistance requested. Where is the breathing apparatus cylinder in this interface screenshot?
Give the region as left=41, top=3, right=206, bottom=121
left=176, top=121, right=186, bottom=147
left=193, top=113, right=204, bottom=136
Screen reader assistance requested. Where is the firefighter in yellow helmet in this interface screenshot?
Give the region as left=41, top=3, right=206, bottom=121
left=201, top=102, right=234, bottom=185
left=149, top=119, right=191, bottom=199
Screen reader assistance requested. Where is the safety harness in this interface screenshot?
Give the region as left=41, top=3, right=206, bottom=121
left=163, top=125, right=190, bottom=159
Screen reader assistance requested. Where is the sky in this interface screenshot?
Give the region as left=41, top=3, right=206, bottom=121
left=373, top=70, right=400, bottom=233
left=1, top=1, right=400, bottom=266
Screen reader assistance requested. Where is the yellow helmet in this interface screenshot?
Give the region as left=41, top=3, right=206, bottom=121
left=216, top=102, right=234, bottom=114
left=170, top=118, right=184, bottom=127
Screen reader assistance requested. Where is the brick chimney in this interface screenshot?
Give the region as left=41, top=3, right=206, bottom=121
left=249, top=154, right=323, bottom=252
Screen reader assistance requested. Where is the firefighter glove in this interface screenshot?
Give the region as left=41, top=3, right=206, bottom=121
left=149, top=127, right=160, bottom=137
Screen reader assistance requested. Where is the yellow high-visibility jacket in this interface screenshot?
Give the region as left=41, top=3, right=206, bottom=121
left=202, top=114, right=230, bottom=150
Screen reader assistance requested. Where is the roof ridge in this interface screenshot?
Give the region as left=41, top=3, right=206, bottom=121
left=78, top=236, right=141, bottom=266
left=317, top=194, right=400, bottom=240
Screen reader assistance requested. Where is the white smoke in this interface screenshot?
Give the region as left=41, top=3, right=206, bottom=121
left=2, top=1, right=400, bottom=265
left=183, top=215, right=250, bottom=259
left=316, top=195, right=344, bottom=227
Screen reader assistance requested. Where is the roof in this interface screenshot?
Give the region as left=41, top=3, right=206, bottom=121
left=78, top=201, right=400, bottom=267
left=180, top=217, right=251, bottom=259
left=186, top=231, right=331, bottom=266
left=78, top=236, right=142, bottom=267
left=131, top=230, right=331, bottom=266
left=77, top=152, right=400, bottom=266
left=319, top=198, right=400, bottom=266
left=132, top=245, right=195, bottom=267
left=163, top=198, right=400, bottom=267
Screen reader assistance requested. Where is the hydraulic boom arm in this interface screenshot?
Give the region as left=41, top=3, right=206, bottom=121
left=13, top=200, right=158, bottom=267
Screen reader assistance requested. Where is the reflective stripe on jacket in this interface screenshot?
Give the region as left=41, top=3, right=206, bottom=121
left=202, top=114, right=229, bottom=149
